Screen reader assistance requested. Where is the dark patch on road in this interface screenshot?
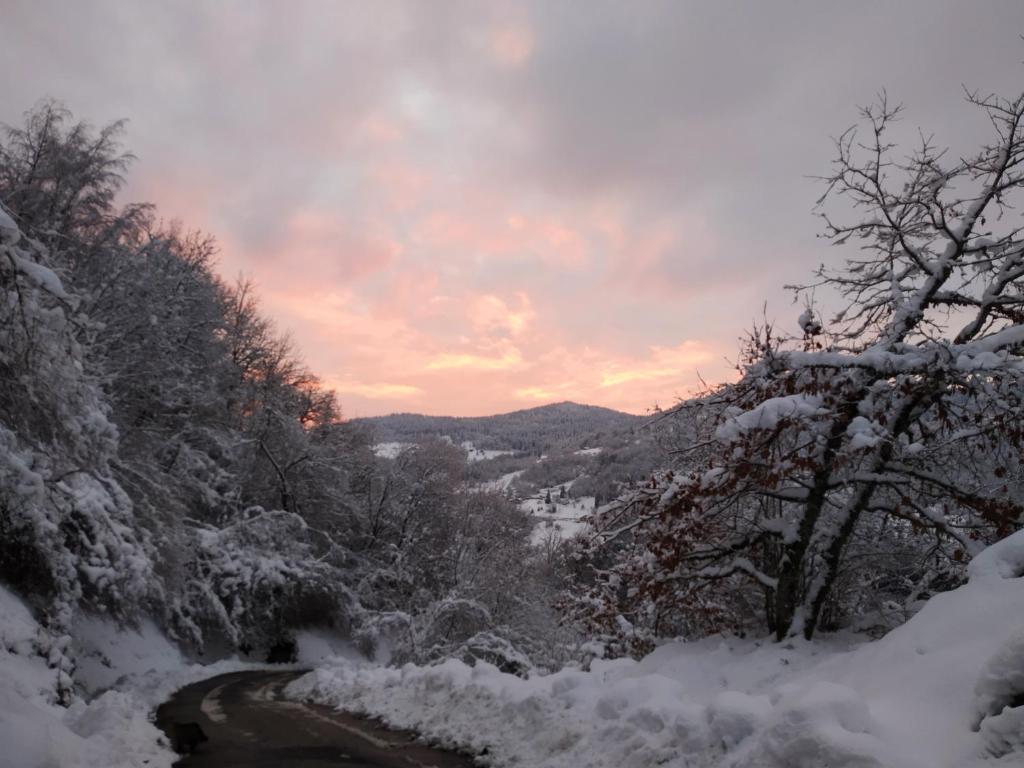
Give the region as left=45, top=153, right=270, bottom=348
left=155, top=669, right=478, bottom=767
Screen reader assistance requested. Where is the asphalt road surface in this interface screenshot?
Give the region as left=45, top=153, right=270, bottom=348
left=155, top=669, right=478, bottom=767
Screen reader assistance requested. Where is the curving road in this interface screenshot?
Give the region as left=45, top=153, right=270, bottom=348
left=155, top=670, right=477, bottom=768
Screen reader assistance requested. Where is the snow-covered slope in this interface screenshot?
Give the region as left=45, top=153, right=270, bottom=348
left=357, top=401, right=644, bottom=454
left=0, top=586, right=175, bottom=768
left=0, top=584, right=342, bottom=768
left=286, top=531, right=1024, bottom=768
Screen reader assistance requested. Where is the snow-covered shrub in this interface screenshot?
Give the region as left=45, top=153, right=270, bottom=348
left=171, top=507, right=354, bottom=651
left=418, top=598, right=493, bottom=656
left=456, top=631, right=534, bottom=676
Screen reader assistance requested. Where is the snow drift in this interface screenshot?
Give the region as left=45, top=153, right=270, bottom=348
left=0, top=585, right=175, bottom=768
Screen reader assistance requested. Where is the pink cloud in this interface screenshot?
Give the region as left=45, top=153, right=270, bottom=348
left=270, top=210, right=401, bottom=284
left=111, top=21, right=748, bottom=419
left=490, top=23, right=534, bottom=69
left=412, top=207, right=590, bottom=270
left=134, top=152, right=741, bottom=417
left=598, top=341, right=716, bottom=388
left=467, top=292, right=534, bottom=336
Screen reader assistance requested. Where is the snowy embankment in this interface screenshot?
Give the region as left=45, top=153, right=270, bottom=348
left=1, top=583, right=355, bottom=768
left=287, top=532, right=1024, bottom=768
left=0, top=585, right=176, bottom=768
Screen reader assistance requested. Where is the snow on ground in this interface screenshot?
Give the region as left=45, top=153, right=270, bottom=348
left=479, top=469, right=525, bottom=493
left=574, top=447, right=603, bottom=456
left=286, top=530, right=1024, bottom=768
left=0, top=585, right=176, bottom=768
left=295, top=628, right=363, bottom=667
left=71, top=617, right=344, bottom=710
left=1, top=585, right=346, bottom=768
left=73, top=613, right=187, bottom=697
left=372, top=441, right=411, bottom=459
left=521, top=484, right=594, bottom=544
left=461, top=441, right=514, bottom=463
left=374, top=440, right=513, bottom=462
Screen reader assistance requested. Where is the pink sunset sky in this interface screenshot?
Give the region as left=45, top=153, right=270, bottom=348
left=4, top=2, right=1024, bottom=416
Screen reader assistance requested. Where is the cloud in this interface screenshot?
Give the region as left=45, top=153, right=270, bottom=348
left=327, top=379, right=423, bottom=399
left=490, top=21, right=534, bottom=69
left=599, top=342, right=716, bottom=388
left=4, top=1, right=1023, bottom=415
left=468, top=292, right=534, bottom=336
left=516, top=386, right=563, bottom=401
left=426, top=342, right=525, bottom=372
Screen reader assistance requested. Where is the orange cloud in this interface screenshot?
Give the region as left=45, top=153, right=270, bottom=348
left=599, top=341, right=716, bottom=388
left=127, top=66, right=739, bottom=419
left=426, top=341, right=525, bottom=372
left=326, top=378, right=422, bottom=399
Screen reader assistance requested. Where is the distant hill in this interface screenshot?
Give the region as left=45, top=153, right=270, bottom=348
left=352, top=401, right=646, bottom=453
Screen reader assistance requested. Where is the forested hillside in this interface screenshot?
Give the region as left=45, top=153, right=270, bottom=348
left=355, top=401, right=644, bottom=453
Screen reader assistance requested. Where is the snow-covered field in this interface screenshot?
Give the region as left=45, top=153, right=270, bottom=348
left=461, top=441, right=514, bottom=463
left=288, top=531, right=1024, bottom=768
left=521, top=484, right=595, bottom=544
left=373, top=440, right=514, bottom=463
left=479, top=469, right=526, bottom=493
left=372, top=441, right=411, bottom=459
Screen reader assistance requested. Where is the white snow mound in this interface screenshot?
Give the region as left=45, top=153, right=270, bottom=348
left=0, top=586, right=176, bottom=768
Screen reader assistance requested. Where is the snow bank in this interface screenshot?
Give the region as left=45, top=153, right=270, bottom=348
left=295, top=627, right=362, bottom=666
left=0, top=586, right=175, bottom=768
left=71, top=611, right=287, bottom=710
left=1, top=585, right=290, bottom=767
left=286, top=640, right=882, bottom=768
left=73, top=613, right=186, bottom=696
left=968, top=530, right=1024, bottom=582
left=288, top=532, right=1024, bottom=768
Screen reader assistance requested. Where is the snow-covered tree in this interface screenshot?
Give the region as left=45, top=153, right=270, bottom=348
left=0, top=103, right=356, bottom=655
left=0, top=205, right=155, bottom=697
left=572, top=87, right=1024, bottom=647
left=171, top=507, right=355, bottom=650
